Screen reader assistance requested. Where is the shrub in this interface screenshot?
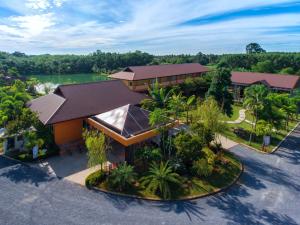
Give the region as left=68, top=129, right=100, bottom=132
left=85, top=170, right=107, bottom=188
left=202, top=147, right=217, bottom=166
left=192, top=158, right=214, bottom=177
left=174, top=132, right=203, bottom=166
left=108, top=163, right=137, bottom=191
left=140, top=161, right=181, bottom=199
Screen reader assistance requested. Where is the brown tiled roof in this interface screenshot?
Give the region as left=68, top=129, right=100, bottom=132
left=109, top=63, right=209, bottom=81
left=27, top=94, right=65, bottom=125
left=231, top=72, right=300, bottom=90
left=28, top=80, right=147, bottom=125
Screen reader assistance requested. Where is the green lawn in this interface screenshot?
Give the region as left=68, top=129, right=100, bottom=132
left=181, top=104, right=243, bottom=123
left=223, top=120, right=298, bottom=152
left=220, top=105, right=243, bottom=122
left=96, top=151, right=242, bottom=200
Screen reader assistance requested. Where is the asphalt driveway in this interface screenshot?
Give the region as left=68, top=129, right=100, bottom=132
left=1, top=125, right=300, bottom=225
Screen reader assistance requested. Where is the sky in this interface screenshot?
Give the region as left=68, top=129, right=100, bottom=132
left=0, top=0, right=300, bottom=55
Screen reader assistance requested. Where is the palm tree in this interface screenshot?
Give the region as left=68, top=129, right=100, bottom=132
left=149, top=108, right=170, bottom=158
left=243, top=85, right=269, bottom=144
left=148, top=79, right=173, bottom=108
left=108, top=163, right=137, bottom=191
left=140, top=161, right=181, bottom=199
left=168, top=92, right=184, bottom=120
left=183, top=95, right=196, bottom=124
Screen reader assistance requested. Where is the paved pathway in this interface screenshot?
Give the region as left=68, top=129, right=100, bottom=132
left=1, top=125, right=300, bottom=225
left=226, top=109, right=246, bottom=124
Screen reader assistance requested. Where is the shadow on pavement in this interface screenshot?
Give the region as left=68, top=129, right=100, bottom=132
left=0, top=159, right=55, bottom=187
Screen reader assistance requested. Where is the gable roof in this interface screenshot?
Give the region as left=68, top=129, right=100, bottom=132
left=28, top=80, right=147, bottom=125
left=231, top=72, right=300, bottom=90
left=109, top=63, right=209, bottom=81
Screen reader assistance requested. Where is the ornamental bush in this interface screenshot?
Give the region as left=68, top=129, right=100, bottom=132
left=85, top=170, right=107, bottom=188
left=192, top=158, right=214, bottom=178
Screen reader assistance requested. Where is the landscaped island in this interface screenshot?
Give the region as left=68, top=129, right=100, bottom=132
left=86, top=150, right=242, bottom=200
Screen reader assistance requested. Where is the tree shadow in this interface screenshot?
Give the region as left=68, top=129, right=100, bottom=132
left=208, top=193, right=298, bottom=225
left=274, top=133, right=300, bottom=165
left=99, top=190, right=144, bottom=211
left=157, top=200, right=205, bottom=221
left=241, top=156, right=300, bottom=192
left=0, top=156, right=18, bottom=169
left=98, top=189, right=205, bottom=221
left=0, top=163, right=54, bottom=187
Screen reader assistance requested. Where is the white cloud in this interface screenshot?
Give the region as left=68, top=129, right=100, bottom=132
left=25, top=0, right=66, bottom=10
left=0, top=0, right=299, bottom=53
left=26, top=0, right=51, bottom=10
left=4, top=13, right=56, bottom=37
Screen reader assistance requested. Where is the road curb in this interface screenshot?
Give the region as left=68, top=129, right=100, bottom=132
left=89, top=154, right=244, bottom=202
left=270, top=122, right=300, bottom=154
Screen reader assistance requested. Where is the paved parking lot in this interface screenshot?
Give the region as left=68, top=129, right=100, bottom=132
left=1, top=125, right=300, bottom=225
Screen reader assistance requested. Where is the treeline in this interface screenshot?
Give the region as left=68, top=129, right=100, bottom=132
left=0, top=50, right=154, bottom=76
left=1, top=49, right=300, bottom=77
left=155, top=52, right=300, bottom=75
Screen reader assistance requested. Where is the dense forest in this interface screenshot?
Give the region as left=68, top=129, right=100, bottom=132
left=1, top=44, right=300, bottom=77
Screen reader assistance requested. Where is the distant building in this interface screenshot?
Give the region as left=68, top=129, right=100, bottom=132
left=109, top=63, right=209, bottom=92
left=231, top=72, right=300, bottom=100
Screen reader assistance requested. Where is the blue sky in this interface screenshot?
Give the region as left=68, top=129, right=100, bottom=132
left=0, top=0, right=299, bottom=54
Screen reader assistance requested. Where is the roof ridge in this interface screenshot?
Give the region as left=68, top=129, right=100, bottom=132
left=232, top=71, right=299, bottom=78
left=129, top=63, right=201, bottom=68
left=45, top=98, right=67, bottom=125
left=120, top=104, right=130, bottom=135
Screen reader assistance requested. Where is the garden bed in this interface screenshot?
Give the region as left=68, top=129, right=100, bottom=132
left=87, top=151, right=242, bottom=200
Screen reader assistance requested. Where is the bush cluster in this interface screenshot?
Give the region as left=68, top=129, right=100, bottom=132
left=85, top=170, right=107, bottom=188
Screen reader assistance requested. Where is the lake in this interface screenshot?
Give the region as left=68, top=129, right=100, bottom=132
left=30, top=73, right=109, bottom=94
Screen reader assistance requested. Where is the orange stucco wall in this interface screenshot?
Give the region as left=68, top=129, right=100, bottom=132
left=53, top=119, right=83, bottom=145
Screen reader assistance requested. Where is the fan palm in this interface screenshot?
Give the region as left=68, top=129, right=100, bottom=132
left=108, top=163, right=137, bottom=191
left=140, top=161, right=181, bottom=199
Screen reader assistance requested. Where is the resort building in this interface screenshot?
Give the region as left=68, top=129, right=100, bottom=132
left=28, top=80, right=176, bottom=164
left=109, top=63, right=209, bottom=92
left=231, top=71, right=300, bottom=101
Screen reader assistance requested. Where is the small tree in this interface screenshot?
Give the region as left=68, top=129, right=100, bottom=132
left=24, top=131, right=44, bottom=153
left=190, top=122, right=214, bottom=147
left=256, top=120, right=273, bottom=150
left=83, top=129, right=109, bottom=171
left=149, top=108, right=170, bottom=157
left=206, top=68, right=233, bottom=117
left=195, top=98, right=227, bottom=147
left=174, top=132, right=202, bottom=167
left=140, top=161, right=181, bottom=199
left=268, top=93, right=298, bottom=130
left=246, top=43, right=266, bottom=54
